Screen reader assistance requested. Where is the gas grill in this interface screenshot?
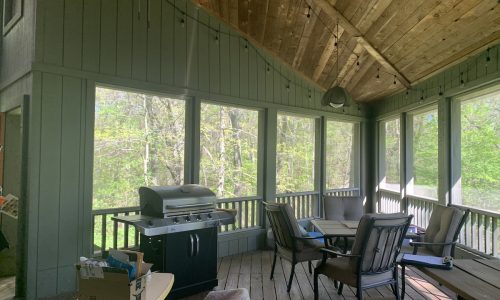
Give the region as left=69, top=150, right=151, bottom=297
left=113, top=184, right=236, bottom=299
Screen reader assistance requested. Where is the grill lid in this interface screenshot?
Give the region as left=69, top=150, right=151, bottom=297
left=140, top=184, right=217, bottom=218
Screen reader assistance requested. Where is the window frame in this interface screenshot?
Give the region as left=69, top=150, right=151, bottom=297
left=3, top=0, right=22, bottom=36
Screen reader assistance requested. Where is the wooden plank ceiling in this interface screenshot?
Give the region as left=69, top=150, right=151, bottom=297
left=194, top=0, right=500, bottom=102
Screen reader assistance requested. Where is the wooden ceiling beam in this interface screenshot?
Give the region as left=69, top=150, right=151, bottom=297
left=313, top=0, right=411, bottom=88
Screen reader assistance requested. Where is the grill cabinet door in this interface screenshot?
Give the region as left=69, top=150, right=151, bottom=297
left=191, top=227, right=218, bottom=284
left=164, top=230, right=195, bottom=289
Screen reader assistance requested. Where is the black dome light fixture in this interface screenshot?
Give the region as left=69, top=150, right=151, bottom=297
left=321, top=21, right=351, bottom=109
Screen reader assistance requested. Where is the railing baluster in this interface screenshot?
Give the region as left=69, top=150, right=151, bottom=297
left=245, top=200, right=249, bottom=229
left=493, top=218, right=498, bottom=257
left=101, top=214, right=107, bottom=256
left=478, top=214, right=484, bottom=252
left=113, top=213, right=118, bottom=249
left=124, top=212, right=129, bottom=249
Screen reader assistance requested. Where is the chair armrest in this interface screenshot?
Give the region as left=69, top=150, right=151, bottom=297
left=409, top=241, right=456, bottom=247
left=294, top=236, right=324, bottom=240
left=410, top=241, right=456, bottom=255
left=319, top=247, right=360, bottom=258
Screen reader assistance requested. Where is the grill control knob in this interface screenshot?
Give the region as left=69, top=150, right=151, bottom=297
left=196, top=215, right=201, bottom=221
left=185, top=216, right=191, bottom=222
left=207, top=213, right=212, bottom=219
left=147, top=220, right=154, bottom=226
left=173, top=217, right=178, bottom=224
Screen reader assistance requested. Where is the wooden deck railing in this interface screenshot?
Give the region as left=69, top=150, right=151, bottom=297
left=378, top=189, right=402, bottom=214
left=275, top=191, right=319, bottom=220
left=217, top=196, right=262, bottom=232
left=377, top=190, right=500, bottom=257
left=92, top=206, right=141, bottom=257
left=91, top=188, right=361, bottom=256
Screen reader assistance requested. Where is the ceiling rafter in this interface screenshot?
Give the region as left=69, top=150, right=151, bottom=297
left=313, top=0, right=411, bottom=88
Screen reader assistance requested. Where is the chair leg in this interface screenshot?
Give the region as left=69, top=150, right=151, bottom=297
left=287, top=263, right=295, bottom=292
left=308, top=261, right=312, bottom=274
left=338, top=282, right=344, bottom=295
left=313, top=269, right=319, bottom=300
left=356, top=288, right=363, bottom=300
left=401, top=265, right=406, bottom=300
left=270, top=250, right=277, bottom=280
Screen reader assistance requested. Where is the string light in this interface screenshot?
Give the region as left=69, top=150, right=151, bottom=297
left=214, top=30, right=219, bottom=45
left=180, top=13, right=185, bottom=28
left=393, top=75, right=397, bottom=85
left=286, top=81, right=291, bottom=92
left=308, top=89, right=312, bottom=99
left=460, top=72, right=465, bottom=87
left=438, top=85, right=443, bottom=96
left=420, top=90, right=424, bottom=101
left=306, top=6, right=311, bottom=18
left=376, top=67, right=381, bottom=83
left=244, top=40, right=249, bottom=52
left=266, top=63, right=271, bottom=73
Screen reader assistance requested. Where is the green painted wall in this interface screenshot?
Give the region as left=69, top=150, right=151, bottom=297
left=373, top=44, right=500, bottom=117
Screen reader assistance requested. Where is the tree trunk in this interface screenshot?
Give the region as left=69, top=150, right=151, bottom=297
left=217, top=107, right=226, bottom=197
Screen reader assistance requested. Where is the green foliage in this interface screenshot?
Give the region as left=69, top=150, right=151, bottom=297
left=199, top=104, right=259, bottom=198
left=93, top=87, right=185, bottom=209
left=325, top=120, right=356, bottom=189
left=412, top=110, right=439, bottom=198
left=384, top=118, right=400, bottom=188
left=276, top=114, right=315, bottom=193
left=461, top=95, right=500, bottom=211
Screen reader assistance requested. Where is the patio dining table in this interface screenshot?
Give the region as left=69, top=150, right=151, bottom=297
left=310, top=219, right=358, bottom=238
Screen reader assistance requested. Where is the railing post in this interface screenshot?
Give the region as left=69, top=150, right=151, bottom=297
left=493, top=217, right=498, bottom=257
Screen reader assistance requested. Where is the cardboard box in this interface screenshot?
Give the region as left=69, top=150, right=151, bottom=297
left=77, top=252, right=153, bottom=300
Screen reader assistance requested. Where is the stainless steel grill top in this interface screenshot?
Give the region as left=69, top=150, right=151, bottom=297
left=113, top=184, right=236, bottom=236
left=140, top=184, right=217, bottom=218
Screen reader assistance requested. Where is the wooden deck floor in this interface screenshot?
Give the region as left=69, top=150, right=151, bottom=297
left=182, top=250, right=457, bottom=300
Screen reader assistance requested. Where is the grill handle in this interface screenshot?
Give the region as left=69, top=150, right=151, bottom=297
left=195, top=234, right=200, bottom=256
left=166, top=203, right=213, bottom=209
left=189, top=234, right=194, bottom=257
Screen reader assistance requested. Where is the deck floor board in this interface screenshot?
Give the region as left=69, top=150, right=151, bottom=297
left=181, top=250, right=457, bottom=300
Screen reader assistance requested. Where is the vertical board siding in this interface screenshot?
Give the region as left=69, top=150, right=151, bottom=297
left=63, top=0, right=83, bottom=69
left=43, top=0, right=64, bottom=65
left=376, top=45, right=500, bottom=116
left=82, top=0, right=101, bottom=72
left=99, top=0, right=117, bottom=75
left=186, top=2, right=199, bottom=90
left=116, top=0, right=133, bottom=78
left=147, top=0, right=162, bottom=83
left=32, top=0, right=368, bottom=115
left=38, top=73, right=63, bottom=271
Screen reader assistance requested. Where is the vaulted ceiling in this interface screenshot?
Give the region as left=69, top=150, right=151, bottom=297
left=194, top=0, right=500, bottom=102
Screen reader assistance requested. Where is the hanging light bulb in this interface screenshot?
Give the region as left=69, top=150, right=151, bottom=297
left=460, top=72, right=465, bottom=87
left=266, top=63, right=270, bottom=73
left=214, top=31, right=219, bottom=45
left=438, top=85, right=443, bottom=96
left=376, top=67, right=381, bottom=83
left=485, top=47, right=491, bottom=68
left=307, top=6, right=311, bottom=19
left=393, top=75, right=397, bottom=85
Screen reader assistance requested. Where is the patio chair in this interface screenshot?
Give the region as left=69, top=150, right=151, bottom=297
left=323, top=195, right=364, bottom=252
left=314, top=213, right=413, bottom=300
left=263, top=201, right=326, bottom=293
left=400, top=205, right=469, bottom=298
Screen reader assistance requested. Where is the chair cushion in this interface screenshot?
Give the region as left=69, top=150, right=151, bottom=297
left=277, top=238, right=324, bottom=262
left=205, top=288, right=250, bottom=300
left=315, top=257, right=393, bottom=287
left=323, top=196, right=363, bottom=221
left=424, top=205, right=464, bottom=256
